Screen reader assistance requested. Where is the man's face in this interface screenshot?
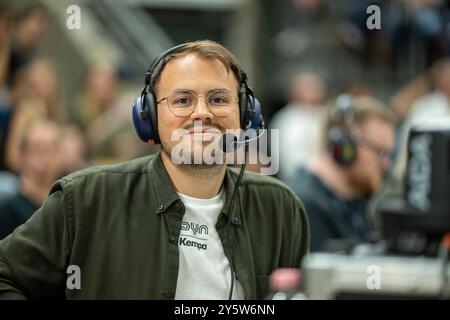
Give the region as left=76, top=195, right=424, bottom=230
left=348, top=116, right=395, bottom=196
left=155, top=54, right=241, bottom=166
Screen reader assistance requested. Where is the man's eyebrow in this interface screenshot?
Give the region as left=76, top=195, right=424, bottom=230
left=171, top=88, right=233, bottom=94
left=171, top=89, right=195, bottom=94
left=206, top=88, right=234, bottom=95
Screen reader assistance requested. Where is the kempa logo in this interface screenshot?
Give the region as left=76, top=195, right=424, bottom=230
left=170, top=121, right=279, bottom=175
left=179, top=237, right=207, bottom=251
left=181, top=222, right=208, bottom=236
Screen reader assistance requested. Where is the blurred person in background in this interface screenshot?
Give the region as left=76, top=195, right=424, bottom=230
left=394, top=58, right=450, bottom=178
left=5, top=58, right=66, bottom=172
left=0, top=5, right=14, bottom=171
left=57, top=123, right=89, bottom=175
left=75, top=64, right=147, bottom=164
left=270, top=72, right=328, bottom=181
left=0, top=3, right=50, bottom=164
left=407, top=0, right=450, bottom=66
left=287, top=96, right=396, bottom=251
left=404, top=58, right=450, bottom=130
left=5, top=3, right=48, bottom=87
left=0, top=119, right=62, bottom=240
left=75, top=64, right=119, bottom=129
left=335, top=0, right=450, bottom=93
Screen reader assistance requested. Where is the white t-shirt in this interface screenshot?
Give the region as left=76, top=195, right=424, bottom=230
left=394, top=91, right=450, bottom=177
left=270, top=104, right=327, bottom=181
left=174, top=188, right=245, bottom=300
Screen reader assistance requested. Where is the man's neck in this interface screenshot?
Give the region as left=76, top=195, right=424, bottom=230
left=308, top=153, right=361, bottom=200
left=20, top=174, right=54, bottom=206
left=161, top=151, right=226, bottom=199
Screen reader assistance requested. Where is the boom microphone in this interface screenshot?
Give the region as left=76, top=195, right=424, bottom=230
left=219, top=129, right=266, bottom=153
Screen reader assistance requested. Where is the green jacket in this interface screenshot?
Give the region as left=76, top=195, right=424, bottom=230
left=0, top=153, right=309, bottom=299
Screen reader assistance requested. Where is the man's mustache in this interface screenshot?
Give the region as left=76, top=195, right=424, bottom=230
left=182, top=120, right=226, bottom=133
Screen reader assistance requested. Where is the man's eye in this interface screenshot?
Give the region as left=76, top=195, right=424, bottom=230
left=212, top=97, right=224, bottom=103
left=174, top=97, right=192, bottom=105
left=209, top=95, right=229, bottom=105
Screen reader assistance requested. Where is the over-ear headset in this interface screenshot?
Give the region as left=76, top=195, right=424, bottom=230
left=132, top=42, right=264, bottom=144
left=327, top=94, right=358, bottom=166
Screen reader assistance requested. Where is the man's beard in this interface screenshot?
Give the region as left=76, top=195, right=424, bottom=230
left=348, top=171, right=380, bottom=198
left=161, top=139, right=222, bottom=169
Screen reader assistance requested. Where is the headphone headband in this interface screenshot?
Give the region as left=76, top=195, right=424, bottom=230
left=145, top=43, right=190, bottom=86
left=328, top=94, right=357, bottom=166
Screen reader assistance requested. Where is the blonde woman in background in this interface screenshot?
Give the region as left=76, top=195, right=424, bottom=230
left=5, top=58, right=66, bottom=173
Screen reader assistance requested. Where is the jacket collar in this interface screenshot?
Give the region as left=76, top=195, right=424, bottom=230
left=148, top=153, right=180, bottom=214
left=221, top=166, right=243, bottom=225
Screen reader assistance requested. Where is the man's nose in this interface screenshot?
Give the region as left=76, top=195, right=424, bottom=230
left=190, top=98, right=213, bottom=121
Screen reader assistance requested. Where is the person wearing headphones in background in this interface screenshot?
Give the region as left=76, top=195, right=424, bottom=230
left=287, top=95, right=395, bottom=252
left=0, top=40, right=309, bottom=300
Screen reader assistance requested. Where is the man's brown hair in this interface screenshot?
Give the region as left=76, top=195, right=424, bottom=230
left=149, top=40, right=242, bottom=93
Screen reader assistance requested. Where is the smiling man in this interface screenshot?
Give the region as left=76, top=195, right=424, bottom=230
left=0, top=40, right=309, bottom=300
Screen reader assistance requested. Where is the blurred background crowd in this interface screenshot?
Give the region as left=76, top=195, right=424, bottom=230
left=0, top=0, right=449, bottom=249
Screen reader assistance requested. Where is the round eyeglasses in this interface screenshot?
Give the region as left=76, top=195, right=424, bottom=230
left=358, top=136, right=393, bottom=163
left=157, top=89, right=238, bottom=117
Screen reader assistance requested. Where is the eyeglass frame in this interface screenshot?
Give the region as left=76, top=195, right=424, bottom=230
left=156, top=89, right=239, bottom=117
left=356, top=135, right=394, bottom=163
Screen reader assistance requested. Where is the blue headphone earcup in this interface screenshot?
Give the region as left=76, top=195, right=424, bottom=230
left=240, top=89, right=264, bottom=130
left=239, top=90, right=248, bottom=129
left=132, top=95, right=157, bottom=143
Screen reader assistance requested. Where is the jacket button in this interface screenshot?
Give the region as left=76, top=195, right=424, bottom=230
left=158, top=204, right=164, bottom=211
left=169, top=237, right=177, bottom=245
left=232, top=217, right=239, bottom=223
left=164, top=292, right=173, bottom=299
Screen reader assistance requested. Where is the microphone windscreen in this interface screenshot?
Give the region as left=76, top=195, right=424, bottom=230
left=219, top=133, right=237, bottom=153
